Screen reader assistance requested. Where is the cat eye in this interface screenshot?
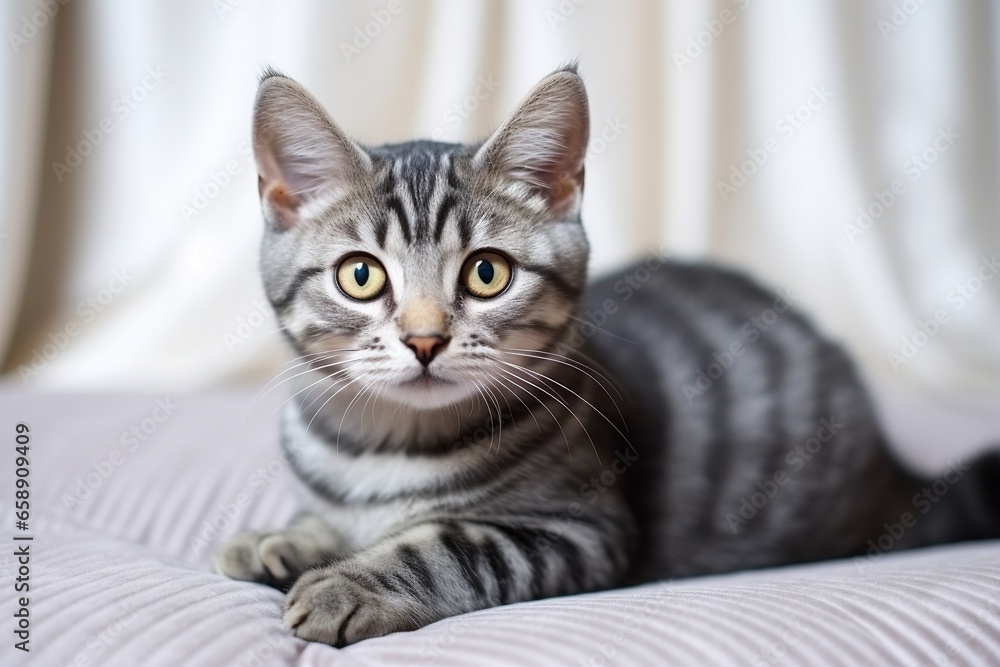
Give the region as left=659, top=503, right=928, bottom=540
left=461, top=251, right=512, bottom=298
left=336, top=255, right=388, bottom=300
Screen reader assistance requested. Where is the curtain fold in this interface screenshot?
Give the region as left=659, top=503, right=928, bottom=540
left=0, top=0, right=56, bottom=364
left=1, top=0, right=997, bottom=410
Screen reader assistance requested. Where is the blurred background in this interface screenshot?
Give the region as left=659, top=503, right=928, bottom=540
left=1, top=0, right=998, bottom=423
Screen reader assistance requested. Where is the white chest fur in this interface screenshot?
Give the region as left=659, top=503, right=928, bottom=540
left=284, top=407, right=482, bottom=549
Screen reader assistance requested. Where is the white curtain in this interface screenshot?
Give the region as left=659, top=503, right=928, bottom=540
left=2, top=0, right=998, bottom=411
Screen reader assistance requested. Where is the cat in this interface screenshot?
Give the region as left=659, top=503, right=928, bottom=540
left=215, top=64, right=1000, bottom=646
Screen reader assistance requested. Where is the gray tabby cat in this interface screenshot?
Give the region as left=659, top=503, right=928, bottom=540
left=216, top=65, right=1000, bottom=646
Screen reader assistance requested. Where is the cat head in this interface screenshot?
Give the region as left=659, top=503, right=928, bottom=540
left=253, top=65, right=590, bottom=410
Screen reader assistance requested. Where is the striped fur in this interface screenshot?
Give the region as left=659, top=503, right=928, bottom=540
left=216, top=67, right=1000, bottom=646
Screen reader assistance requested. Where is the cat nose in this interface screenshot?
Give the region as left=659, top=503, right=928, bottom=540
left=403, top=335, right=449, bottom=367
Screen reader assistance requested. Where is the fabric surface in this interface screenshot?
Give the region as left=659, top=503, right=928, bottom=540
left=1, top=0, right=999, bottom=408
left=1, top=387, right=999, bottom=667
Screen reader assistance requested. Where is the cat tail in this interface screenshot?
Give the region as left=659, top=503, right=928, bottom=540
left=883, top=448, right=1000, bottom=551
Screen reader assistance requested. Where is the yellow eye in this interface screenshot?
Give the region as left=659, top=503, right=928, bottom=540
left=336, top=255, right=387, bottom=300
left=462, top=251, right=512, bottom=298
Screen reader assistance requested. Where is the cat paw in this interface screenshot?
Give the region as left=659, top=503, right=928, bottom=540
left=215, top=530, right=320, bottom=590
left=284, top=567, right=422, bottom=646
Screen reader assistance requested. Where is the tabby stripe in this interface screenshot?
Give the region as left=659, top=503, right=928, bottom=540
left=386, top=196, right=412, bottom=244
left=300, top=324, right=332, bottom=341
left=745, top=334, right=788, bottom=539
left=470, top=522, right=545, bottom=597
left=375, top=214, right=389, bottom=248
left=433, top=194, right=457, bottom=242
left=519, top=263, right=582, bottom=300
left=342, top=570, right=389, bottom=594
left=398, top=544, right=436, bottom=594
left=405, top=175, right=429, bottom=242
left=544, top=532, right=586, bottom=590
left=439, top=524, right=487, bottom=598
left=669, top=293, right=734, bottom=532
left=445, top=155, right=459, bottom=189
left=369, top=570, right=404, bottom=594
left=480, top=536, right=513, bottom=604
left=278, top=326, right=311, bottom=360
left=270, top=267, right=324, bottom=313
left=458, top=214, right=472, bottom=247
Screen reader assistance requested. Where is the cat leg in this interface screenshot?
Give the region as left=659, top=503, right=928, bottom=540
left=215, top=514, right=346, bottom=590
left=284, top=518, right=622, bottom=646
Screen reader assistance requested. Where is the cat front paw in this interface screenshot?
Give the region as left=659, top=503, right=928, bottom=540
left=216, top=517, right=346, bottom=590
left=284, top=567, right=423, bottom=646
left=214, top=530, right=317, bottom=590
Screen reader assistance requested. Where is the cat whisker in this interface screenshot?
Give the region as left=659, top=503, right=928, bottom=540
left=304, top=375, right=364, bottom=448
left=480, top=369, right=533, bottom=437
left=492, top=365, right=571, bottom=457
left=272, top=365, right=354, bottom=417
left=474, top=371, right=508, bottom=455
left=359, top=375, right=392, bottom=449
left=503, top=347, right=624, bottom=400
left=494, top=357, right=628, bottom=452
left=468, top=376, right=498, bottom=456
left=243, top=348, right=356, bottom=422
left=499, top=348, right=627, bottom=428
left=264, top=358, right=359, bottom=409
left=565, top=315, right=638, bottom=345
left=494, top=361, right=602, bottom=464
left=484, top=371, right=519, bottom=437
left=338, top=379, right=380, bottom=452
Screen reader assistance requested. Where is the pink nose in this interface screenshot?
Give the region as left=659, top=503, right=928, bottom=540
left=403, top=335, right=449, bottom=367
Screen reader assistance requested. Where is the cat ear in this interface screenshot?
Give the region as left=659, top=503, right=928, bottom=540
left=252, top=70, right=370, bottom=229
left=474, top=65, right=590, bottom=220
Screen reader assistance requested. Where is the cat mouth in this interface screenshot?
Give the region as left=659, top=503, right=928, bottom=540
left=399, top=370, right=455, bottom=388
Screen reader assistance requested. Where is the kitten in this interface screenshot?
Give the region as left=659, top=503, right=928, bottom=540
left=216, top=65, right=1000, bottom=646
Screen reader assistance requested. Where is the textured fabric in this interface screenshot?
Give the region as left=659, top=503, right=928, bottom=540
left=2, top=387, right=999, bottom=666
left=2, top=0, right=999, bottom=408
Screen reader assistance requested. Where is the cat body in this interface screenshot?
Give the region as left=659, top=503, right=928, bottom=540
left=216, top=66, right=999, bottom=646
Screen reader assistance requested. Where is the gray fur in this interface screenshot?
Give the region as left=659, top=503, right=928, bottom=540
left=216, top=66, right=1000, bottom=646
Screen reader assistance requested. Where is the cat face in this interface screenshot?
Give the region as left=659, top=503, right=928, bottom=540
left=253, top=67, right=590, bottom=409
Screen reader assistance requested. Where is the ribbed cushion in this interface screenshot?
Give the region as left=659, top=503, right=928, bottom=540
left=2, top=389, right=998, bottom=666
